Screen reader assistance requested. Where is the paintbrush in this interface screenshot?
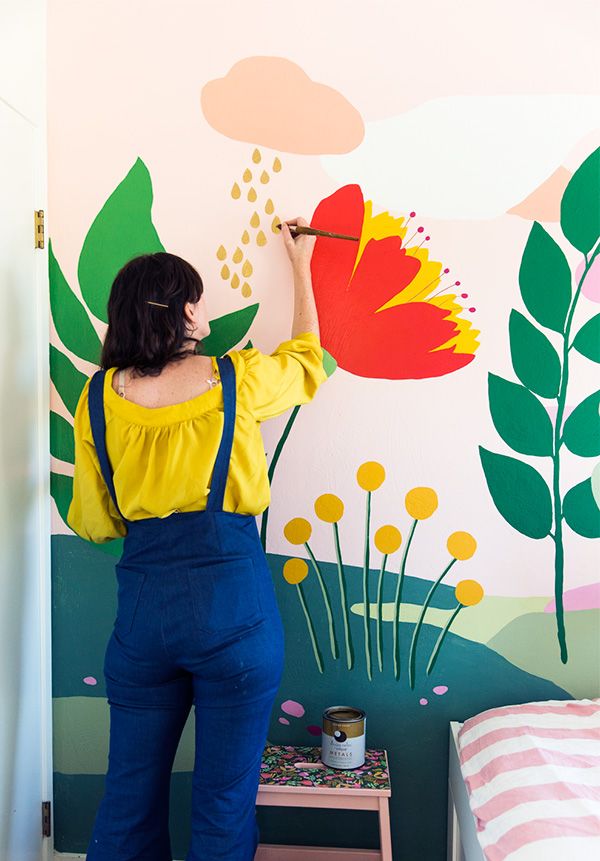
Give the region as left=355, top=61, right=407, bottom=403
left=275, top=222, right=360, bottom=242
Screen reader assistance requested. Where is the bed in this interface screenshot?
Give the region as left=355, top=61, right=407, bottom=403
left=447, top=698, right=600, bottom=861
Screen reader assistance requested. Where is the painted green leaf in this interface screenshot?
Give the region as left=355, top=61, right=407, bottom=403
left=50, top=412, right=75, bottom=464
left=572, top=314, right=600, bottom=363
left=51, top=472, right=73, bottom=528
left=78, top=158, right=165, bottom=323
left=199, top=303, right=259, bottom=356
left=488, top=373, right=554, bottom=456
left=562, top=389, right=600, bottom=457
left=592, top=462, right=600, bottom=510
left=323, top=348, right=337, bottom=378
left=509, top=310, right=560, bottom=398
left=479, top=447, right=552, bottom=538
left=560, top=147, right=600, bottom=254
left=49, top=240, right=102, bottom=364
left=563, top=477, right=600, bottom=538
left=518, top=223, right=571, bottom=333
left=50, top=345, right=89, bottom=417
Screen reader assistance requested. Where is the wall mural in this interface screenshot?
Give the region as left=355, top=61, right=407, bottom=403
left=49, top=34, right=600, bottom=861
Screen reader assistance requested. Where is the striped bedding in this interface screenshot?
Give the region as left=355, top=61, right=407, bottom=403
left=457, top=698, right=600, bottom=860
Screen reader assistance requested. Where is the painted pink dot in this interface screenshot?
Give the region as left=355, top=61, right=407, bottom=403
left=578, top=257, right=600, bottom=303
left=410, top=211, right=416, bottom=217
left=433, top=685, right=448, bottom=695
left=281, top=699, right=305, bottom=718
left=455, top=281, right=461, bottom=286
left=307, top=725, right=322, bottom=736
left=469, top=307, right=476, bottom=313
left=417, top=226, right=424, bottom=233
left=83, top=676, right=97, bottom=686
left=419, top=698, right=428, bottom=706
left=461, top=293, right=468, bottom=299
left=443, top=268, right=450, bottom=274
left=278, top=717, right=290, bottom=725
left=425, top=235, right=430, bottom=241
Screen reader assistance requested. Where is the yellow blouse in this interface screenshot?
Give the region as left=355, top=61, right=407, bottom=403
left=66, top=332, right=327, bottom=543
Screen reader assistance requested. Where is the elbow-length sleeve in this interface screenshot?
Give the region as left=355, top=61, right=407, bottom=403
left=66, top=379, right=127, bottom=543
left=237, top=331, right=328, bottom=422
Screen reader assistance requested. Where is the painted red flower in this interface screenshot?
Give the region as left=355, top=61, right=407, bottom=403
left=310, top=185, right=479, bottom=379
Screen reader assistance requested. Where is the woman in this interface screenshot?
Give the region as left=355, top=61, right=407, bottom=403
left=66, top=217, right=326, bottom=860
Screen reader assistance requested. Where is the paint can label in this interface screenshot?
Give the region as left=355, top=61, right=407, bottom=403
left=320, top=706, right=366, bottom=769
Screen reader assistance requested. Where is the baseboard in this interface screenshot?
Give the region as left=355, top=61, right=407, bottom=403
left=55, top=844, right=381, bottom=860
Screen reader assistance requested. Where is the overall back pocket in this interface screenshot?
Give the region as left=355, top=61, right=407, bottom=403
left=186, top=555, right=265, bottom=634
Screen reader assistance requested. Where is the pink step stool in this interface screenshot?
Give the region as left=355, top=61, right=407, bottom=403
left=255, top=744, right=393, bottom=860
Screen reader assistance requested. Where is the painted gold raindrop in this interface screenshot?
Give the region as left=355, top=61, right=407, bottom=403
left=265, top=199, right=274, bottom=214
left=250, top=211, right=260, bottom=228
left=232, top=246, right=243, bottom=264
left=220, top=264, right=230, bottom=280
left=242, top=282, right=252, bottom=297
left=243, top=168, right=252, bottom=183
left=272, top=157, right=282, bottom=172
left=260, top=170, right=269, bottom=184
left=242, top=260, right=253, bottom=278
left=256, top=230, right=267, bottom=246
left=271, top=216, right=281, bottom=234
left=231, top=273, right=240, bottom=289
left=241, top=230, right=250, bottom=245
left=216, top=245, right=227, bottom=260
left=231, top=182, right=241, bottom=199
left=252, top=148, right=261, bottom=164
left=247, top=187, right=257, bottom=202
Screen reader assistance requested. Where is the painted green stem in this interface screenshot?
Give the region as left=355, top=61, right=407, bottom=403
left=408, top=558, right=456, bottom=689
left=363, top=491, right=373, bottom=680
left=393, top=519, right=417, bottom=681
left=260, top=405, right=301, bottom=550
left=333, top=521, right=354, bottom=669
left=305, top=541, right=339, bottom=659
left=552, top=241, right=599, bottom=664
left=426, top=604, right=463, bottom=676
left=296, top=581, right=324, bottom=673
left=376, top=553, right=388, bottom=672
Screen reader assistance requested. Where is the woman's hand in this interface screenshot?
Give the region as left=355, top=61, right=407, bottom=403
left=280, top=216, right=317, bottom=272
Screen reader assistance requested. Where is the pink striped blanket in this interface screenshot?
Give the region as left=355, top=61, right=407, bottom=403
left=457, top=698, right=600, bottom=860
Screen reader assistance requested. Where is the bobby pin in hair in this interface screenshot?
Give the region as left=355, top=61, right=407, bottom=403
left=146, top=300, right=169, bottom=308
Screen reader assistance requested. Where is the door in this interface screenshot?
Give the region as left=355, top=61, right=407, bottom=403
left=0, top=1, right=52, bottom=859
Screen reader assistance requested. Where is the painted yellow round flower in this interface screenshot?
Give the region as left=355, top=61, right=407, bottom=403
left=405, top=487, right=438, bottom=520
left=447, top=531, right=477, bottom=560
left=356, top=461, right=386, bottom=492
left=455, top=579, right=484, bottom=606
left=283, top=558, right=309, bottom=585
left=283, top=517, right=312, bottom=545
left=314, top=494, right=345, bottom=523
left=374, top=525, right=402, bottom=555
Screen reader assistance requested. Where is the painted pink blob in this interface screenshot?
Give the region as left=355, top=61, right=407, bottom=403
left=443, top=268, right=450, bottom=274
left=278, top=717, right=290, bottom=725
left=469, top=307, right=476, bottom=313
left=461, top=293, right=468, bottom=299
left=410, top=211, right=416, bottom=217
left=307, top=725, right=322, bottom=736
left=545, top=582, right=600, bottom=613
left=281, top=699, right=305, bottom=718
left=425, top=235, right=430, bottom=241
left=433, top=685, right=448, bottom=695
left=455, top=281, right=461, bottom=286
left=417, top=226, right=424, bottom=233
left=577, top=257, right=600, bottom=303
left=83, top=676, right=97, bottom=686
left=419, top=698, right=428, bottom=706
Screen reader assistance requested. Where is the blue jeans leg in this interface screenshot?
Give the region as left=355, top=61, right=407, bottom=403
left=86, top=650, right=193, bottom=861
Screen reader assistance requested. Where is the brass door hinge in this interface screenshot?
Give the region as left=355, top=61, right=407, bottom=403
left=34, top=209, right=45, bottom=249
left=42, top=800, right=51, bottom=837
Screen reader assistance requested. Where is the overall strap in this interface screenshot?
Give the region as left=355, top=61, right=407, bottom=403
left=206, top=355, right=236, bottom=512
left=88, top=369, right=127, bottom=522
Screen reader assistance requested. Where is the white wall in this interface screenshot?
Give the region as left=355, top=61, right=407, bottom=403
left=0, top=1, right=52, bottom=859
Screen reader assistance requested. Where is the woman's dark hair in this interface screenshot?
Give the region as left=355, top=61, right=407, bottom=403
left=100, top=252, right=204, bottom=376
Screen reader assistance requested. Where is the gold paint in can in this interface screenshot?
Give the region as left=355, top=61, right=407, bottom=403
left=320, top=705, right=366, bottom=769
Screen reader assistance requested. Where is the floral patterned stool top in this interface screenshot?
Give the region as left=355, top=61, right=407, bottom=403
left=258, top=744, right=391, bottom=792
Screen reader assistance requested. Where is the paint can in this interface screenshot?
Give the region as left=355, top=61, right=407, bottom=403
left=320, top=705, right=366, bottom=769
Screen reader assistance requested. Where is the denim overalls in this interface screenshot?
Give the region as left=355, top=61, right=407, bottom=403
left=85, top=355, right=285, bottom=861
